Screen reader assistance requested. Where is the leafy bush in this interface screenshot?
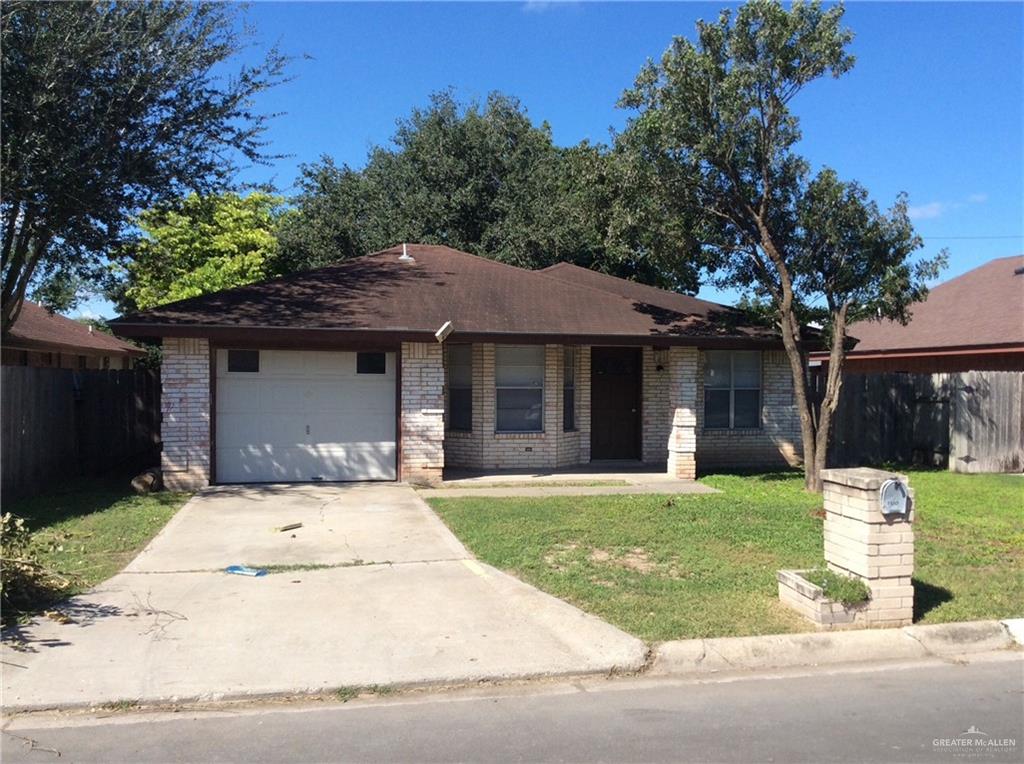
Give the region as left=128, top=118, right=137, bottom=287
left=1, top=513, right=76, bottom=622
left=803, top=567, right=871, bottom=606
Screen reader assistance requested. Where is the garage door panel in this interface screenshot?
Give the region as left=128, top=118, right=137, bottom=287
left=215, top=350, right=397, bottom=483
left=215, top=443, right=397, bottom=483
left=216, top=379, right=262, bottom=413
left=307, top=383, right=394, bottom=413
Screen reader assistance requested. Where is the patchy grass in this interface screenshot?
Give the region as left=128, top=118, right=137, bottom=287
left=428, top=470, right=1023, bottom=641
left=6, top=478, right=191, bottom=602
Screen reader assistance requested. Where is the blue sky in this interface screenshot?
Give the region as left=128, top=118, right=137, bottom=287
left=78, top=1, right=1023, bottom=318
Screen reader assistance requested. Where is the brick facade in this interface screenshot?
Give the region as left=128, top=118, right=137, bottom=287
left=443, top=343, right=593, bottom=470
left=642, top=346, right=671, bottom=464
left=696, top=349, right=802, bottom=470
left=161, top=338, right=210, bottom=491
left=667, top=346, right=699, bottom=479
left=157, top=336, right=799, bottom=487
left=400, top=342, right=445, bottom=485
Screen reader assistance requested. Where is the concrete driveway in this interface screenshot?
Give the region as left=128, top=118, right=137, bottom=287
left=2, top=484, right=645, bottom=710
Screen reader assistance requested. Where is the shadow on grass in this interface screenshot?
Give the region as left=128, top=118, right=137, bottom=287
left=5, top=474, right=171, bottom=531
left=913, top=578, right=954, bottom=621
left=698, top=468, right=803, bottom=482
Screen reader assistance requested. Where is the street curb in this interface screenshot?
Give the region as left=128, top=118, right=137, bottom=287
left=650, top=620, right=1019, bottom=676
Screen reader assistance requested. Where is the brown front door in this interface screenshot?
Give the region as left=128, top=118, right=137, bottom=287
left=590, top=347, right=641, bottom=460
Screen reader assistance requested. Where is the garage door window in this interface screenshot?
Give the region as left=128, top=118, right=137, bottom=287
left=357, top=352, right=386, bottom=374
left=227, top=349, right=259, bottom=373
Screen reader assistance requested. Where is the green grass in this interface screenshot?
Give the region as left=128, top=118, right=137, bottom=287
left=428, top=470, right=1023, bottom=641
left=7, top=478, right=191, bottom=597
left=803, top=568, right=871, bottom=606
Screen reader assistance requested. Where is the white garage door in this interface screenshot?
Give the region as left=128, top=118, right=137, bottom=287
left=215, top=349, right=396, bottom=483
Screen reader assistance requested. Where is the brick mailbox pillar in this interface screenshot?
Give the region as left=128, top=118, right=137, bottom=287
left=821, top=468, right=915, bottom=627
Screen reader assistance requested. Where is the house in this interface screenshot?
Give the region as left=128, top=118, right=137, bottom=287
left=110, top=244, right=807, bottom=490
left=2, top=300, right=144, bottom=369
left=820, top=255, right=1024, bottom=373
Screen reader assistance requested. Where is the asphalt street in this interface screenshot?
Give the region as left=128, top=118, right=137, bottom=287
left=3, top=653, right=1022, bottom=763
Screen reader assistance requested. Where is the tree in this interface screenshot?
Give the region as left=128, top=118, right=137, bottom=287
left=619, top=0, right=945, bottom=491
left=1, top=1, right=287, bottom=333
left=113, top=192, right=284, bottom=312
left=276, top=92, right=702, bottom=290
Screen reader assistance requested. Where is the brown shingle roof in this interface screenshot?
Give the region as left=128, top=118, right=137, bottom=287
left=844, top=255, right=1024, bottom=355
left=6, top=300, right=143, bottom=356
left=111, top=244, right=789, bottom=346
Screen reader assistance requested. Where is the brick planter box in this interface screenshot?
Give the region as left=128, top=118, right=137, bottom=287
left=777, top=569, right=869, bottom=629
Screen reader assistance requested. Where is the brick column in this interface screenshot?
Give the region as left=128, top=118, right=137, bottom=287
left=667, top=346, right=698, bottom=479
left=822, top=468, right=915, bottom=627
left=401, top=342, right=445, bottom=485
left=161, top=337, right=210, bottom=491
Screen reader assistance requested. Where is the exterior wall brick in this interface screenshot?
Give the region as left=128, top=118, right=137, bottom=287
left=642, top=346, right=671, bottom=464
left=667, top=346, right=699, bottom=479
left=160, top=337, right=210, bottom=491
left=696, top=349, right=802, bottom=470
left=400, top=342, right=445, bottom=485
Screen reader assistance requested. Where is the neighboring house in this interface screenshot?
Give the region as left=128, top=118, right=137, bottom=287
left=2, top=300, right=144, bottom=369
left=820, top=255, right=1024, bottom=373
left=111, top=244, right=808, bottom=490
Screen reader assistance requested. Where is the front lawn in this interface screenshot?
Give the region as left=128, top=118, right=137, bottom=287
left=428, top=470, right=1023, bottom=641
left=4, top=478, right=191, bottom=609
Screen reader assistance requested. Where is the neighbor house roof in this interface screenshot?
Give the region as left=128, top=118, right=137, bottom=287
left=6, top=300, right=143, bottom=356
left=837, top=255, right=1024, bottom=359
left=111, top=244, right=798, bottom=348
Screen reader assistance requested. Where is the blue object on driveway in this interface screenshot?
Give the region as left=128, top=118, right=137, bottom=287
left=225, top=565, right=267, bottom=577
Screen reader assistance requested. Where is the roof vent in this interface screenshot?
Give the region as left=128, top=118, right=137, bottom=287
left=398, top=243, right=415, bottom=263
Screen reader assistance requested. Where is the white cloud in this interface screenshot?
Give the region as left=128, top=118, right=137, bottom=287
left=908, top=201, right=947, bottom=220
left=907, top=193, right=987, bottom=221
left=522, top=1, right=579, bottom=13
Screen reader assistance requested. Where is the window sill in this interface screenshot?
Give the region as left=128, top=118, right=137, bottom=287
left=446, top=430, right=473, bottom=437
left=494, top=431, right=545, bottom=438
left=702, top=427, right=764, bottom=435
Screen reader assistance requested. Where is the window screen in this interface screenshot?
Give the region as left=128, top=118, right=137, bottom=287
left=703, top=351, right=761, bottom=429
left=563, top=346, right=576, bottom=431
left=496, top=345, right=544, bottom=432
left=447, top=344, right=472, bottom=431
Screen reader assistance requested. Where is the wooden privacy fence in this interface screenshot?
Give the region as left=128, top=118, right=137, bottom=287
left=2, top=366, right=161, bottom=500
left=826, top=370, right=1024, bottom=473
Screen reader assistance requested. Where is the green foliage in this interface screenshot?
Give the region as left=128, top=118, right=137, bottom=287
left=1, top=1, right=288, bottom=331
left=115, top=192, right=284, bottom=311
left=1, top=513, right=76, bottom=622
left=277, top=91, right=701, bottom=291
left=803, top=567, right=870, bottom=606
left=617, top=0, right=946, bottom=488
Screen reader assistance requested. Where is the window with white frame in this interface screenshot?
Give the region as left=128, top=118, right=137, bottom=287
left=447, top=344, right=472, bottom=431
left=496, top=345, right=544, bottom=432
left=703, top=350, right=761, bottom=429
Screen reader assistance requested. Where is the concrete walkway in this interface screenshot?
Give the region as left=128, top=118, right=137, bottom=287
left=2, top=484, right=645, bottom=711
left=421, top=466, right=719, bottom=498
